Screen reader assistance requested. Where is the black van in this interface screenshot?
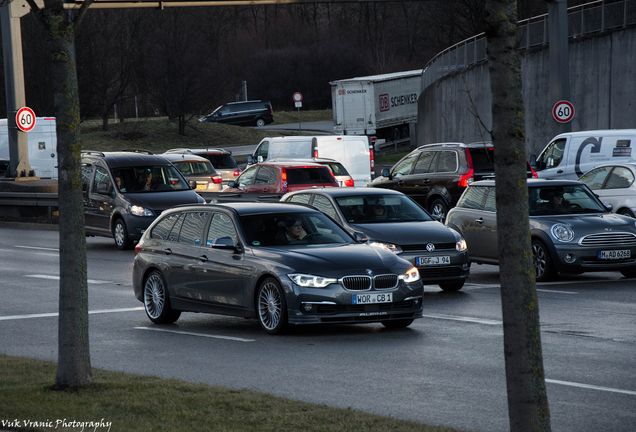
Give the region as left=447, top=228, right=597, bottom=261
left=81, top=151, right=205, bottom=250
left=199, top=100, right=274, bottom=127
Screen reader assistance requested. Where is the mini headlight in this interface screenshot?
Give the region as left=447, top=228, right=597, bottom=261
left=456, top=238, right=467, bottom=252
left=398, top=267, right=421, bottom=283
left=129, top=205, right=154, bottom=217
left=551, top=223, right=574, bottom=242
left=287, top=274, right=338, bottom=288
left=368, top=241, right=403, bottom=254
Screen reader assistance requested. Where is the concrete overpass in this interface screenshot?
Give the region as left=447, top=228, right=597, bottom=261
left=417, top=0, right=636, bottom=157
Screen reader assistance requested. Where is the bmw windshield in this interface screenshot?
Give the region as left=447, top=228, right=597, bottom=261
left=241, top=212, right=354, bottom=247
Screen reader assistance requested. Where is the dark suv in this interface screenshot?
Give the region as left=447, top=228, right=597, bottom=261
left=368, top=142, right=537, bottom=221
left=199, top=100, right=274, bottom=127
left=81, top=151, right=205, bottom=250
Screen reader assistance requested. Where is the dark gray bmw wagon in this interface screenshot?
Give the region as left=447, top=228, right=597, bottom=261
left=132, top=202, right=424, bottom=334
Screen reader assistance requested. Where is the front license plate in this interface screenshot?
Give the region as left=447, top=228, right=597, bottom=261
left=416, top=256, right=451, bottom=266
left=353, top=293, right=392, bottom=304
left=598, top=250, right=631, bottom=259
left=195, top=184, right=207, bottom=190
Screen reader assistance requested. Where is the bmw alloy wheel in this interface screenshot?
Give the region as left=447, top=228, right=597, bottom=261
left=257, top=278, right=288, bottom=334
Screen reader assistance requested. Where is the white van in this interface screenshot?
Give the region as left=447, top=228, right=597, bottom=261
left=248, top=135, right=374, bottom=186
left=0, top=117, right=57, bottom=178
left=532, top=129, right=636, bottom=180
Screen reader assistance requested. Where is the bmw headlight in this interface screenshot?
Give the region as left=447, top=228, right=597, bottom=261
left=456, top=238, right=467, bottom=252
left=368, top=241, right=403, bottom=254
left=288, top=274, right=338, bottom=288
left=129, top=205, right=154, bottom=217
left=551, top=223, right=574, bottom=242
left=398, top=267, right=421, bottom=283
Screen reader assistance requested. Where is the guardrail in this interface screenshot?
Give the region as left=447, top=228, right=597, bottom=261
left=0, top=191, right=59, bottom=218
left=422, top=0, right=636, bottom=91
left=375, top=137, right=412, bottom=154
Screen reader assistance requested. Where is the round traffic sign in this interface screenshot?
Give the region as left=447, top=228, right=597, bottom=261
left=16, top=107, right=36, bottom=132
left=552, top=100, right=574, bottom=123
left=293, top=92, right=303, bottom=102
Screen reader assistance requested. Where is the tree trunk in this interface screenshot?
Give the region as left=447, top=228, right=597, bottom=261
left=33, top=0, right=93, bottom=390
left=483, top=1, right=551, bottom=430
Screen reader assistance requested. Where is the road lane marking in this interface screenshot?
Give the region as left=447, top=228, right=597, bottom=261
left=546, top=379, right=636, bottom=396
left=25, top=274, right=112, bottom=284
left=536, top=289, right=578, bottom=294
left=16, top=245, right=59, bottom=251
left=422, top=313, right=501, bottom=325
left=464, top=284, right=579, bottom=295
left=135, top=326, right=255, bottom=342
left=0, top=307, right=144, bottom=321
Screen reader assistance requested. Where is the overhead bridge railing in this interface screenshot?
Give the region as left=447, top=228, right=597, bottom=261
left=422, top=0, right=636, bottom=91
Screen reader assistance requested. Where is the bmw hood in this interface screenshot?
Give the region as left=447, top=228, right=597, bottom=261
left=253, top=243, right=413, bottom=276
left=351, top=221, right=460, bottom=245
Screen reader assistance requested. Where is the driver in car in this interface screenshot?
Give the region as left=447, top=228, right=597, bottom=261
left=275, top=218, right=307, bottom=244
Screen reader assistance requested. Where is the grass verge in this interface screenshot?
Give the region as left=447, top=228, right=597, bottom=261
left=0, top=355, right=462, bottom=432
left=79, top=110, right=333, bottom=154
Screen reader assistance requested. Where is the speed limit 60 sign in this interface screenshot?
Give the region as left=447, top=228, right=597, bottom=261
left=553, top=100, right=574, bottom=124
left=16, top=107, right=36, bottom=132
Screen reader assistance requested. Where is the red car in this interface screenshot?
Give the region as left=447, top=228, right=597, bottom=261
left=223, top=161, right=339, bottom=194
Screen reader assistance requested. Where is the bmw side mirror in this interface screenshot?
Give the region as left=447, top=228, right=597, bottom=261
left=352, top=231, right=368, bottom=242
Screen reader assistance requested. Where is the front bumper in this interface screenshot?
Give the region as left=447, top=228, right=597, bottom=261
left=551, top=243, right=636, bottom=273
left=285, top=280, right=424, bottom=325
left=400, top=250, right=470, bottom=285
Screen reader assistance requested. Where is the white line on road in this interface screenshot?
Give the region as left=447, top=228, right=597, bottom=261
left=15, top=245, right=59, bottom=251
left=536, top=289, right=578, bottom=294
left=135, top=326, right=255, bottom=342
left=25, top=274, right=112, bottom=284
left=422, top=313, right=501, bottom=325
left=546, top=379, right=636, bottom=396
left=0, top=307, right=144, bottom=321
left=463, top=283, right=579, bottom=295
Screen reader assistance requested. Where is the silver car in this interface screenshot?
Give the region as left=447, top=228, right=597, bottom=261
left=578, top=162, right=636, bottom=217
left=445, top=179, right=636, bottom=281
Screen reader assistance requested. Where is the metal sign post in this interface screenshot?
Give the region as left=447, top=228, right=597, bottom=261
left=293, top=92, right=303, bottom=133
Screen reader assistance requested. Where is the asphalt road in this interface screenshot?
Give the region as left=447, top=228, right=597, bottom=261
left=1, top=225, right=635, bottom=432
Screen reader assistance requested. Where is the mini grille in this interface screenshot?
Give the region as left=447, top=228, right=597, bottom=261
left=579, top=232, right=636, bottom=246
left=340, top=275, right=399, bottom=291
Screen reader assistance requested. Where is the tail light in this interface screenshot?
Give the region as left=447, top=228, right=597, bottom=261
left=233, top=169, right=241, bottom=178
left=344, top=178, right=355, bottom=187
left=313, top=148, right=319, bottom=158
left=211, top=175, right=223, bottom=184
left=459, top=148, right=475, bottom=187
left=369, top=140, right=375, bottom=173
left=134, top=243, right=141, bottom=257
left=281, top=168, right=288, bottom=193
